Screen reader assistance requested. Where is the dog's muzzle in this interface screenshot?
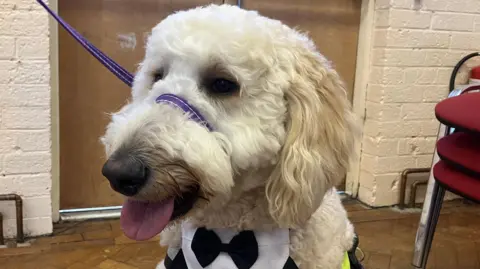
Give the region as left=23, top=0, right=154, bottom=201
left=102, top=93, right=212, bottom=196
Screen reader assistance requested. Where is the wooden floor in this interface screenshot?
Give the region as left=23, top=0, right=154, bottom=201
left=1, top=199, right=480, bottom=269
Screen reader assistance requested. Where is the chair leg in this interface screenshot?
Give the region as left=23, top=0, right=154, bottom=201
left=412, top=180, right=446, bottom=268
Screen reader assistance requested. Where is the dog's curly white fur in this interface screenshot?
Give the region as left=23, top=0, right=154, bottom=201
left=101, top=4, right=360, bottom=269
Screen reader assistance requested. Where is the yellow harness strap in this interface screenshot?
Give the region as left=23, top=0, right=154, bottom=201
left=342, top=252, right=350, bottom=269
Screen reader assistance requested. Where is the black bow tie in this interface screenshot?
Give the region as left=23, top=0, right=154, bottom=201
left=191, top=227, right=259, bottom=269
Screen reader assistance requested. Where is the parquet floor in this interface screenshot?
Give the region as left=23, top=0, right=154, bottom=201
left=1, top=199, right=480, bottom=269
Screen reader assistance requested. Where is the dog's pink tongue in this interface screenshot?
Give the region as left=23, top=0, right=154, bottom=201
left=121, top=198, right=174, bottom=241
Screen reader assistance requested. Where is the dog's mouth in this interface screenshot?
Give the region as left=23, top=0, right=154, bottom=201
left=120, top=185, right=199, bottom=241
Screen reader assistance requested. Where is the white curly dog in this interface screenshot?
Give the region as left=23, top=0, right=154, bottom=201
left=101, top=4, right=360, bottom=269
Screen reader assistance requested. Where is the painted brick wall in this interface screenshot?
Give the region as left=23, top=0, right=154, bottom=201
left=358, top=0, right=480, bottom=206
left=0, top=0, right=52, bottom=237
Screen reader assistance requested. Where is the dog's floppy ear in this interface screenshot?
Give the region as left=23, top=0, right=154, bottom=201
left=266, top=43, right=359, bottom=227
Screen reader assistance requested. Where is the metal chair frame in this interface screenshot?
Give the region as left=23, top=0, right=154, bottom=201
left=412, top=85, right=480, bottom=268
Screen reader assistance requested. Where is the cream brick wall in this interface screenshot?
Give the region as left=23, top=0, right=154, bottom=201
left=0, top=0, right=52, bottom=237
left=357, top=0, right=480, bottom=206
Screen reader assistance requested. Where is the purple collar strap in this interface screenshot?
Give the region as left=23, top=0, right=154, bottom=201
left=36, top=0, right=213, bottom=132
left=156, top=94, right=214, bottom=131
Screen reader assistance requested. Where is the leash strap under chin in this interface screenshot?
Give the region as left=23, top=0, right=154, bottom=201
left=155, top=94, right=214, bottom=131
left=36, top=0, right=134, bottom=87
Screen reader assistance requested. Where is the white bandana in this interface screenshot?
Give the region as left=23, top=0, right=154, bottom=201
left=178, top=221, right=293, bottom=269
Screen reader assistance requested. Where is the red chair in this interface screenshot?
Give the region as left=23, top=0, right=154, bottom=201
left=412, top=85, right=480, bottom=269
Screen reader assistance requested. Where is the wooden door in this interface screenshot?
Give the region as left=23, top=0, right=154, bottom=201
left=59, top=0, right=361, bottom=209
left=59, top=0, right=221, bottom=209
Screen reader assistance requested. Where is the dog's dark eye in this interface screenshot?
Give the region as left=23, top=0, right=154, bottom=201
left=208, top=78, right=239, bottom=95
left=153, top=71, right=164, bottom=82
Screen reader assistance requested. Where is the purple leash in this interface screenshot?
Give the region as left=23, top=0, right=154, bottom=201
left=36, top=0, right=134, bottom=87
left=156, top=94, right=214, bottom=131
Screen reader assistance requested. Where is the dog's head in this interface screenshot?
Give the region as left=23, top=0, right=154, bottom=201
left=100, top=4, right=358, bottom=241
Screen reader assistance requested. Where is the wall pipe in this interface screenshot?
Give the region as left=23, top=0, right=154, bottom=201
left=409, top=179, right=429, bottom=208
left=398, top=168, right=431, bottom=209
left=0, top=194, right=24, bottom=243
left=0, top=213, right=4, bottom=245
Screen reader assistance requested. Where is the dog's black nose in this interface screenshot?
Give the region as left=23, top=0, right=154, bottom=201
left=102, top=157, right=148, bottom=196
